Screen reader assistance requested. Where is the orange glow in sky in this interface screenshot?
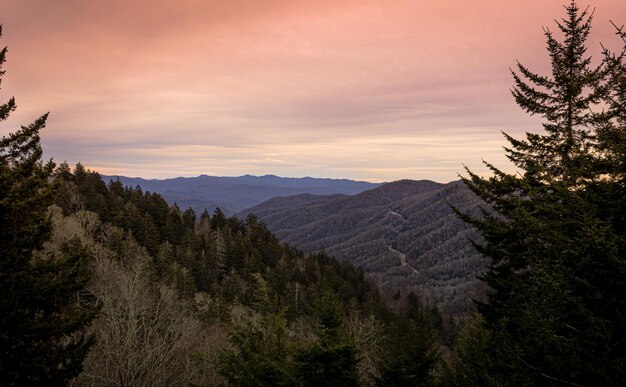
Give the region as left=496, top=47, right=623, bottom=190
left=1, top=0, right=624, bottom=182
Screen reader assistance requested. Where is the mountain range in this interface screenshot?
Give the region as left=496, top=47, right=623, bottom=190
left=239, top=180, right=486, bottom=316
left=101, top=174, right=380, bottom=215
left=103, top=172, right=487, bottom=316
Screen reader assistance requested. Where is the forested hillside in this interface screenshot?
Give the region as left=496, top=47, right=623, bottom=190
left=4, top=155, right=445, bottom=385
left=241, top=180, right=486, bottom=316
left=51, top=165, right=403, bottom=384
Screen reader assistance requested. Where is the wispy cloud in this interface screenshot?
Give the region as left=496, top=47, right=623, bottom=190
left=1, top=0, right=623, bottom=181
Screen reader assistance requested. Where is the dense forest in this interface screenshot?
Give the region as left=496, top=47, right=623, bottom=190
left=1, top=1, right=626, bottom=386
left=243, top=180, right=486, bottom=319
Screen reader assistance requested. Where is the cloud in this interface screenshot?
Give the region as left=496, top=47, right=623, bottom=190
left=1, top=0, right=623, bottom=181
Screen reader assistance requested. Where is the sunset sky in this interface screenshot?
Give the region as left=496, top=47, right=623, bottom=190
left=1, top=0, right=624, bottom=182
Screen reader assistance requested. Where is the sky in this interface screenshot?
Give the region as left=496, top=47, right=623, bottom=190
left=0, top=0, right=624, bottom=182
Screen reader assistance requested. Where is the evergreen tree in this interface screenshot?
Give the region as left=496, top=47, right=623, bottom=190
left=505, top=2, right=606, bottom=186
left=458, top=2, right=626, bottom=385
left=376, top=293, right=438, bottom=387
left=0, top=26, right=97, bottom=385
left=218, top=273, right=297, bottom=386
left=295, top=289, right=359, bottom=387
left=596, top=22, right=626, bottom=214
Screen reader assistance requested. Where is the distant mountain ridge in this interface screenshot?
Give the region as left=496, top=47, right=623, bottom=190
left=239, top=179, right=486, bottom=316
left=100, top=174, right=380, bottom=215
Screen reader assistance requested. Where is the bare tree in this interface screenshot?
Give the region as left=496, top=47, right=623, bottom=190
left=77, top=248, right=224, bottom=386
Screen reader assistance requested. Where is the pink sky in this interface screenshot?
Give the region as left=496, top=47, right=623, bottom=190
left=1, top=0, right=624, bottom=182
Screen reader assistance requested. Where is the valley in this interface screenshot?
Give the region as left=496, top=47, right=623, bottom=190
left=111, top=173, right=487, bottom=316
left=240, top=179, right=487, bottom=316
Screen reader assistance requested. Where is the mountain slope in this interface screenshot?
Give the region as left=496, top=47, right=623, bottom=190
left=240, top=180, right=486, bottom=316
left=101, top=174, right=380, bottom=216
left=52, top=167, right=392, bottom=385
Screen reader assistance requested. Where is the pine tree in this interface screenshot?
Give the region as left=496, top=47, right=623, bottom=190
left=376, top=293, right=438, bottom=387
left=596, top=22, right=626, bottom=195
left=294, top=289, right=359, bottom=387
left=459, top=2, right=626, bottom=385
left=0, top=26, right=97, bottom=384
left=218, top=273, right=297, bottom=386
left=505, top=2, right=607, bottom=186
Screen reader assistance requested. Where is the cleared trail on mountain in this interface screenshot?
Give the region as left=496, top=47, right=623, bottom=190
left=386, top=208, right=419, bottom=275
left=388, top=245, right=419, bottom=275
left=386, top=208, right=406, bottom=221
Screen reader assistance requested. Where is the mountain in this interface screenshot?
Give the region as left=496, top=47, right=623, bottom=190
left=100, top=174, right=380, bottom=216
left=239, top=180, right=486, bottom=316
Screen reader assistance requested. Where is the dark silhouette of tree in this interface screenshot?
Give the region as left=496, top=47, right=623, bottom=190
left=0, top=26, right=97, bottom=385
left=458, top=2, right=626, bottom=385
